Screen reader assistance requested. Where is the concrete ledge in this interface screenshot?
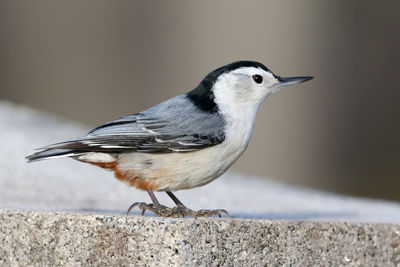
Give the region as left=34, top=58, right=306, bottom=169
left=1, top=210, right=399, bottom=266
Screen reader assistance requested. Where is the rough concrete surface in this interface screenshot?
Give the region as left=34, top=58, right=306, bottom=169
left=1, top=210, right=399, bottom=266
left=1, top=99, right=400, bottom=265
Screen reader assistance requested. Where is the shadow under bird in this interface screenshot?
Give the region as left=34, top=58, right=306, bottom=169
left=27, top=61, right=313, bottom=218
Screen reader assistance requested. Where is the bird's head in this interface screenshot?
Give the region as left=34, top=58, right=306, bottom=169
left=187, top=61, right=312, bottom=116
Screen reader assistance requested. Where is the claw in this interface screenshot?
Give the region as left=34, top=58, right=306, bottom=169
left=141, top=205, right=147, bottom=216
left=126, top=202, right=141, bottom=216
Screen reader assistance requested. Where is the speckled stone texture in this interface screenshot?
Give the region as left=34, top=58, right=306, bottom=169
left=1, top=210, right=399, bottom=266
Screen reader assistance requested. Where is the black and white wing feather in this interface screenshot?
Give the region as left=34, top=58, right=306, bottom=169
left=27, top=95, right=226, bottom=161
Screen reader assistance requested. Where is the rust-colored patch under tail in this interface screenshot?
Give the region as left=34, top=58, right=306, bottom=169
left=88, top=161, right=160, bottom=191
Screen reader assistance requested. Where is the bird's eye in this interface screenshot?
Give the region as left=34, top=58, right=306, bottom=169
left=252, top=74, right=263, bottom=84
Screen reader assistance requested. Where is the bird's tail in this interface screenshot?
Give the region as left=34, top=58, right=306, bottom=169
left=26, top=148, right=85, bottom=162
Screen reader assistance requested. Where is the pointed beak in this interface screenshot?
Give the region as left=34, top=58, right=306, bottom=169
left=276, top=76, right=313, bottom=87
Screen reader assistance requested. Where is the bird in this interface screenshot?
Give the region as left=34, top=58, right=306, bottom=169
left=26, top=61, right=313, bottom=218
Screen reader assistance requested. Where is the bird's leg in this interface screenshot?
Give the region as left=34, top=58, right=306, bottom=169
left=166, top=191, right=230, bottom=218
left=127, top=190, right=177, bottom=217
left=127, top=191, right=230, bottom=218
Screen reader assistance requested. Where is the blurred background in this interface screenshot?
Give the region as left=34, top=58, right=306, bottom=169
left=0, top=1, right=399, bottom=200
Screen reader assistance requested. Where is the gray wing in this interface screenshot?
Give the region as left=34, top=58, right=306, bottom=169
left=41, top=95, right=226, bottom=153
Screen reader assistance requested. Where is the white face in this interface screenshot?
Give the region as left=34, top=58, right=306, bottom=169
left=212, top=66, right=279, bottom=108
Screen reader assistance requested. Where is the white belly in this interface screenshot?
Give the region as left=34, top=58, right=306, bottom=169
left=117, top=135, right=248, bottom=191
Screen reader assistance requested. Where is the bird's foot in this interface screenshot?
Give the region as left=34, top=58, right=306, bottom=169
left=127, top=202, right=229, bottom=218
left=127, top=202, right=195, bottom=218
left=171, top=204, right=196, bottom=218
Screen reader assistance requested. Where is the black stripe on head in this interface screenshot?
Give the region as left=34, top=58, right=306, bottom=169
left=187, top=61, right=270, bottom=113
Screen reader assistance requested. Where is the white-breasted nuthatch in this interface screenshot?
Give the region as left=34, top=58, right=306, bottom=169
left=27, top=61, right=313, bottom=217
